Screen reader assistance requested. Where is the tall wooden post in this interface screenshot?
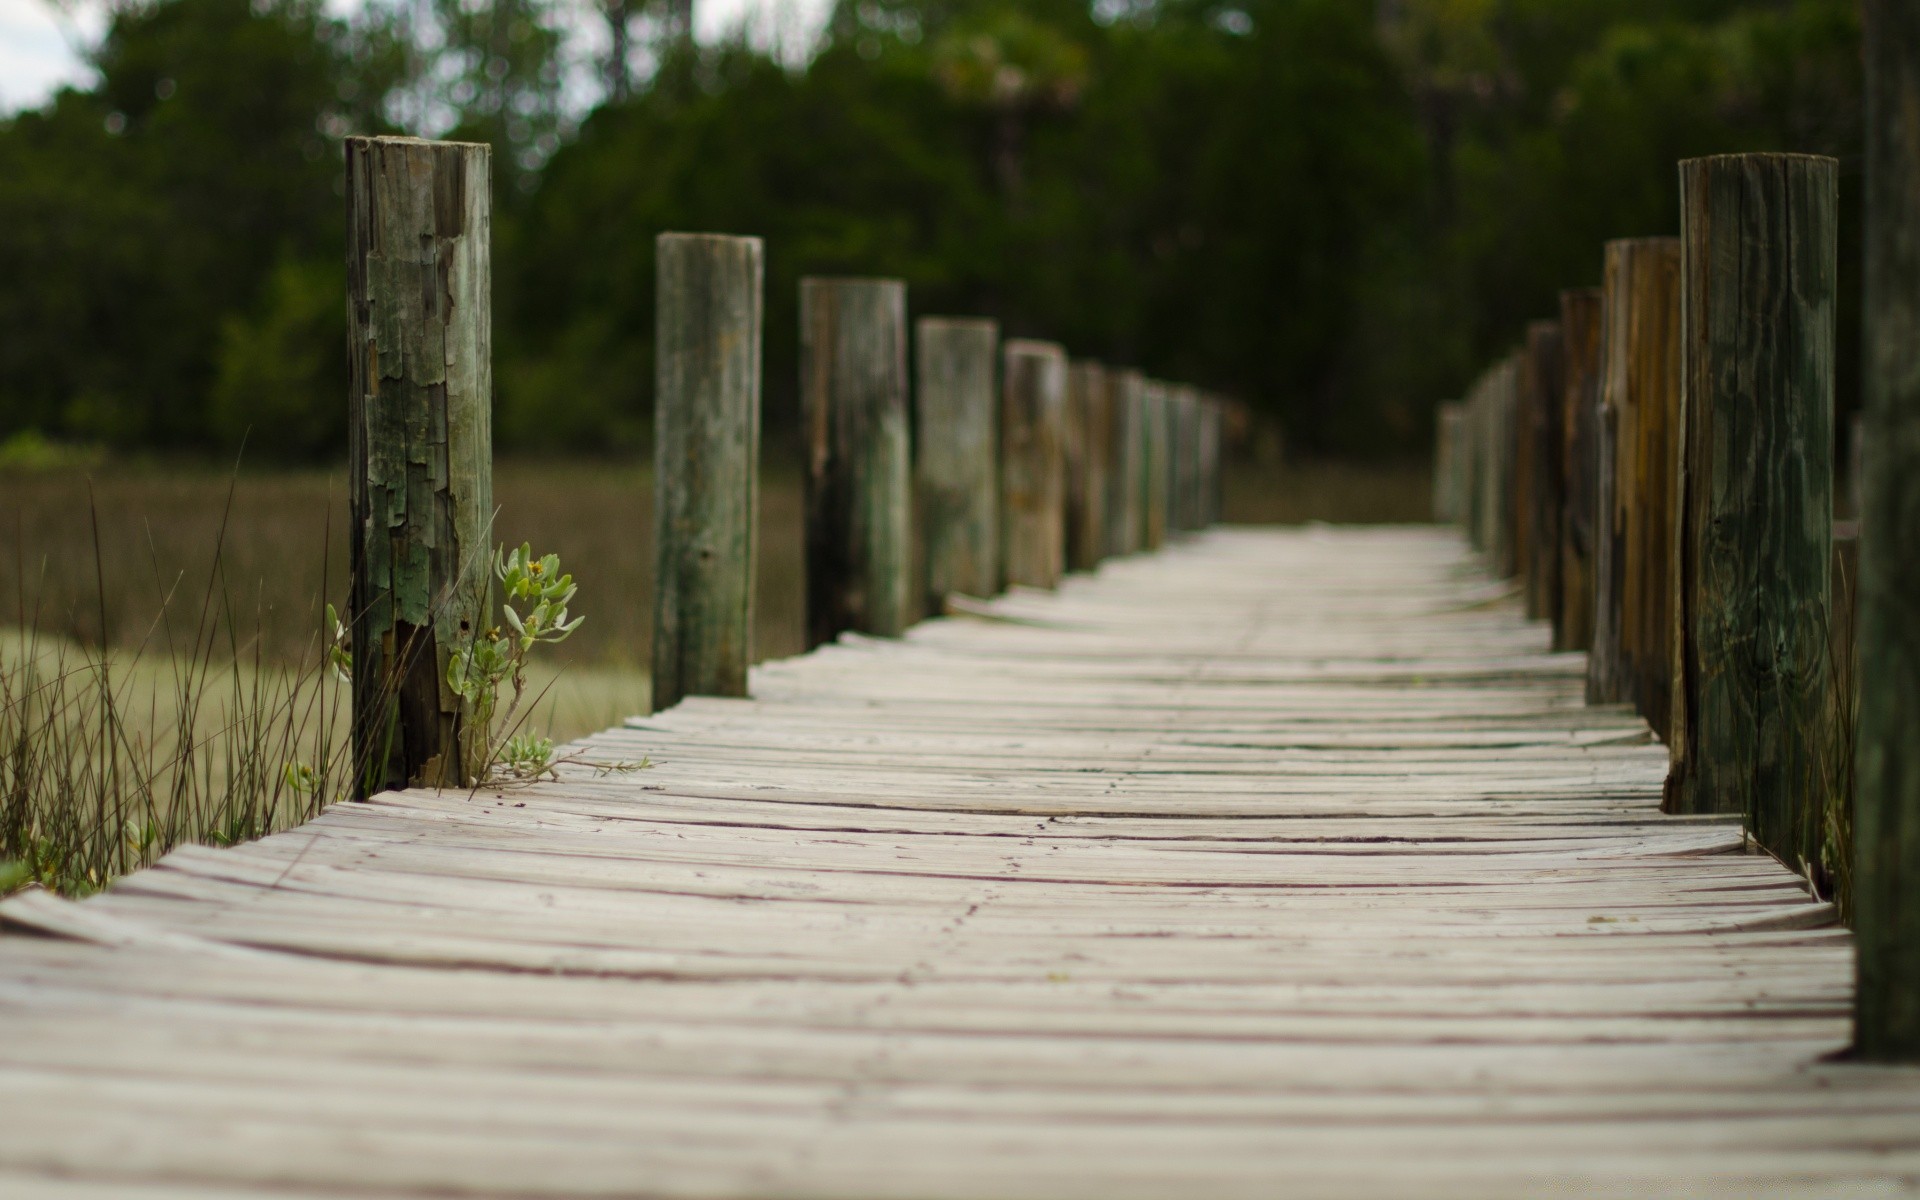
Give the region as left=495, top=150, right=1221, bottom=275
left=345, top=136, right=492, bottom=796
left=1141, top=380, right=1170, bottom=550
left=1590, top=239, right=1679, bottom=709
left=1107, top=369, right=1145, bottom=556
left=1667, top=155, right=1836, bottom=867
left=1068, top=361, right=1111, bottom=571
left=652, top=233, right=763, bottom=714
left=1522, top=320, right=1566, bottom=624
left=1001, top=339, right=1068, bottom=588
left=1856, top=0, right=1920, bottom=1060
left=1559, top=289, right=1603, bottom=652
left=801, top=277, right=911, bottom=648
left=914, top=317, right=999, bottom=610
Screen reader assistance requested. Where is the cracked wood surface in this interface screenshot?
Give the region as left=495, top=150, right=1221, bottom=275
left=2, top=526, right=1916, bottom=1198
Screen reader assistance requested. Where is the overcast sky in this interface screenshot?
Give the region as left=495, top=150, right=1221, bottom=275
left=0, top=0, right=834, bottom=114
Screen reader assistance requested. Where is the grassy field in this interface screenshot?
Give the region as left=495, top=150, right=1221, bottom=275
left=0, top=452, right=1430, bottom=895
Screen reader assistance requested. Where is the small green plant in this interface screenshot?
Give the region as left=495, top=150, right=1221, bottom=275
left=449, top=544, right=584, bottom=782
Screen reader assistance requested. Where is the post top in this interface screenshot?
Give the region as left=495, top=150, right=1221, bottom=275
left=346, top=134, right=491, bottom=153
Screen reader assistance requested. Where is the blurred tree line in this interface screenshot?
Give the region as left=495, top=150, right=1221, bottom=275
left=0, top=0, right=1862, bottom=459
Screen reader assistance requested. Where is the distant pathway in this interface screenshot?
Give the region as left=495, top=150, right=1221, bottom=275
left=3, top=526, right=1915, bottom=1198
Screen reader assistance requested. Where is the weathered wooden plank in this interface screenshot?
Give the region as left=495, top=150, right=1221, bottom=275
left=913, top=316, right=999, bottom=609
left=801, top=277, right=912, bottom=645
left=1854, top=0, right=1920, bottom=1061
left=344, top=135, right=492, bottom=793
left=651, top=233, right=763, bottom=712
left=1667, top=157, right=1836, bottom=871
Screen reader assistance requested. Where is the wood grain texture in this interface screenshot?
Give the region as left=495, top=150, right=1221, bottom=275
left=914, top=317, right=999, bottom=610
left=345, top=136, right=492, bottom=793
left=1066, top=361, right=1110, bottom=572
left=1855, top=0, right=1920, bottom=1060
left=1106, top=368, right=1146, bottom=557
left=652, top=233, right=764, bottom=713
left=1522, top=321, right=1566, bottom=626
left=801, top=278, right=912, bottom=646
left=999, top=339, right=1068, bottom=589
left=1558, top=290, right=1602, bottom=653
left=3, top=526, right=1906, bottom=1198
left=1668, top=156, right=1836, bottom=867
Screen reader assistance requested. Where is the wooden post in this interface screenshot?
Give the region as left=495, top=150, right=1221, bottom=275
left=1522, top=321, right=1566, bottom=624
left=1107, top=369, right=1145, bottom=556
left=914, top=317, right=999, bottom=610
left=1487, top=356, right=1522, bottom=579
left=1667, top=155, right=1836, bottom=868
left=1141, top=380, right=1170, bottom=550
left=1001, top=339, right=1068, bottom=588
left=652, top=233, right=764, bottom=713
left=1067, top=361, right=1110, bottom=572
left=1558, top=288, right=1603, bottom=652
left=1163, top=385, right=1190, bottom=533
left=1199, top=397, right=1222, bottom=527
left=345, top=135, right=492, bottom=796
left=1433, top=402, right=1461, bottom=523
left=800, top=277, right=911, bottom=648
left=1855, top=0, right=1920, bottom=1060
left=1590, top=238, right=1679, bottom=709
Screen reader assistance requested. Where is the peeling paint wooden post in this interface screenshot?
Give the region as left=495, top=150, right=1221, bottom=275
left=801, top=277, right=911, bottom=648
left=1141, top=380, right=1170, bottom=550
left=1857, top=0, right=1920, bottom=1061
left=1107, top=369, right=1145, bottom=556
left=914, top=317, right=999, bottom=610
left=1000, top=339, right=1069, bottom=588
left=345, top=135, right=492, bottom=797
left=1667, top=155, right=1836, bottom=867
left=651, top=233, right=763, bottom=714
left=1558, top=289, right=1603, bottom=652
left=1068, top=360, right=1110, bottom=572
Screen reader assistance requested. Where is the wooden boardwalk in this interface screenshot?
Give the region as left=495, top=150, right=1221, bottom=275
left=4, top=526, right=1918, bottom=1198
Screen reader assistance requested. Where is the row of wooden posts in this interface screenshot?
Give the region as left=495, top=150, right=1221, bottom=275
left=1429, top=69, right=1917, bottom=1061
left=341, top=135, right=1227, bottom=792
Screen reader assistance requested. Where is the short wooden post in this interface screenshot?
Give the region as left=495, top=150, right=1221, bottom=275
left=1589, top=238, right=1679, bottom=708
left=1487, top=356, right=1522, bottom=579
left=1522, top=320, right=1566, bottom=624
left=1199, top=397, right=1222, bottom=527
left=1855, top=0, right=1920, bottom=1060
left=1558, top=288, right=1603, bottom=652
left=345, top=135, right=492, bottom=796
left=1433, top=402, right=1461, bottom=523
left=1141, top=380, right=1170, bottom=550
left=1001, top=339, right=1068, bottom=588
left=1107, top=369, right=1145, bottom=555
left=652, top=233, right=764, bottom=713
left=914, top=316, right=999, bottom=610
left=800, top=277, right=911, bottom=648
left=1067, top=360, right=1111, bottom=571
left=1666, top=155, right=1836, bottom=864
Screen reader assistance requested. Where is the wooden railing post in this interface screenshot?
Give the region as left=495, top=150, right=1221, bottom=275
left=1001, top=339, right=1069, bottom=588
left=345, top=136, right=492, bottom=796
left=1558, top=288, right=1603, bottom=652
left=1199, top=396, right=1222, bottom=527
left=652, top=233, right=764, bottom=713
left=1589, top=238, right=1679, bottom=709
left=1488, top=356, right=1522, bottom=579
left=1856, top=0, right=1920, bottom=1061
left=1522, top=320, right=1566, bottom=624
left=1107, top=369, right=1145, bottom=556
left=1067, top=360, right=1110, bottom=572
left=800, top=277, right=911, bottom=648
left=1433, top=402, right=1462, bottom=523
left=1141, top=380, right=1170, bottom=550
left=1667, top=155, right=1836, bottom=860
left=914, top=316, right=999, bottom=611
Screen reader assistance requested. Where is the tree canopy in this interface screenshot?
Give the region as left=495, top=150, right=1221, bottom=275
left=0, top=0, right=1862, bottom=459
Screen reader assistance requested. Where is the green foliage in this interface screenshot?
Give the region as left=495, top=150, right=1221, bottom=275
left=0, top=0, right=1867, bottom=457
left=448, top=544, right=584, bottom=781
